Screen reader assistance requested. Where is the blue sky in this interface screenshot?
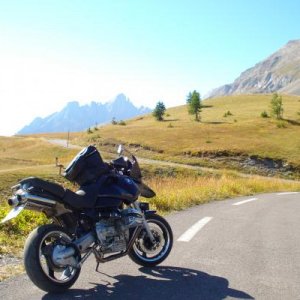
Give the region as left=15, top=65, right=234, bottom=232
left=0, top=0, right=299, bottom=135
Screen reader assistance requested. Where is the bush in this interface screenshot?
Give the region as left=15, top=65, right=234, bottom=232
left=261, top=111, right=269, bottom=118
left=87, top=127, right=93, bottom=134
left=223, top=111, right=233, bottom=117
left=277, top=120, right=287, bottom=128
left=119, top=120, right=126, bottom=126
left=167, top=123, right=173, bottom=128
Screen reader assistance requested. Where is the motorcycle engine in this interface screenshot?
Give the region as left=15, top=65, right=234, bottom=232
left=95, top=208, right=143, bottom=253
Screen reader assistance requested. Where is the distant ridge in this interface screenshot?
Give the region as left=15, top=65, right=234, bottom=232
left=18, top=94, right=151, bottom=134
left=207, top=40, right=300, bottom=98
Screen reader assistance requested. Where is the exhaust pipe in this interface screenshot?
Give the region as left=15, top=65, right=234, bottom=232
left=8, top=192, right=57, bottom=207
left=24, top=193, right=57, bottom=206
left=8, top=195, right=21, bottom=207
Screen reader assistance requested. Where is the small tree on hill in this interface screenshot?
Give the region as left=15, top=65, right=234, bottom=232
left=187, top=90, right=202, bottom=121
left=270, top=93, right=283, bottom=119
left=111, top=117, right=117, bottom=125
left=153, top=101, right=166, bottom=121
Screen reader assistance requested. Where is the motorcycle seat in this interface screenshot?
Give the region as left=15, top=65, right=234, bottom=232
left=19, top=177, right=101, bottom=209
left=20, top=177, right=66, bottom=199
left=63, top=175, right=135, bottom=209
left=63, top=181, right=101, bottom=209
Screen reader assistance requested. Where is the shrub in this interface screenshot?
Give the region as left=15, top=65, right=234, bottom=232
left=119, top=120, right=126, bottom=126
left=277, top=120, right=287, bottom=128
left=223, top=111, right=233, bottom=117
left=87, top=127, right=93, bottom=134
left=261, top=111, right=269, bottom=118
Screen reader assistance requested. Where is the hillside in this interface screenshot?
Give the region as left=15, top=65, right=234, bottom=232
left=71, top=94, right=300, bottom=177
left=18, top=94, right=151, bottom=134
left=208, top=40, right=300, bottom=98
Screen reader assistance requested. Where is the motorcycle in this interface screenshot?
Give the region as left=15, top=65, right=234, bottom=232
left=1, top=144, right=173, bottom=293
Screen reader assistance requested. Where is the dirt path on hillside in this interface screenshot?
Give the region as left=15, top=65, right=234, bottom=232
left=46, top=139, right=299, bottom=183
left=0, top=164, right=54, bottom=174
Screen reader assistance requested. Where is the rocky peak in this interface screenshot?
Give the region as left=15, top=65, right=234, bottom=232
left=207, top=39, right=300, bottom=98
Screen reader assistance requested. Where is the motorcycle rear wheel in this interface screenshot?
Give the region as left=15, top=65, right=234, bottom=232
left=129, top=214, right=173, bottom=267
left=24, top=224, right=81, bottom=293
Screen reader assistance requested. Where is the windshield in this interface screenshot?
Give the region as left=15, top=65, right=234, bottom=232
left=130, top=156, right=142, bottom=183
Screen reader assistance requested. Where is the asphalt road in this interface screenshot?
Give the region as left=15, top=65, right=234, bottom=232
left=1, top=192, right=300, bottom=300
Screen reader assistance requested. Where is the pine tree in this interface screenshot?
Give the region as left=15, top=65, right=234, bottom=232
left=153, top=101, right=166, bottom=121
left=187, top=90, right=202, bottom=121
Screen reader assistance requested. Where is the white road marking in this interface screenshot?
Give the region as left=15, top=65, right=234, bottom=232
left=276, top=192, right=299, bottom=196
left=232, top=197, right=258, bottom=206
left=177, top=217, right=213, bottom=242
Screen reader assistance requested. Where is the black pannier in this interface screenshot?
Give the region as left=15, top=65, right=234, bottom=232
left=64, top=145, right=110, bottom=186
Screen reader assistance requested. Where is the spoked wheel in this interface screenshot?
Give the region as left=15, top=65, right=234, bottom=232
left=129, top=214, right=173, bottom=267
left=24, top=224, right=81, bottom=293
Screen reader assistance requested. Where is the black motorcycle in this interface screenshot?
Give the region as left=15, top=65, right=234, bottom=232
left=1, top=145, right=173, bottom=293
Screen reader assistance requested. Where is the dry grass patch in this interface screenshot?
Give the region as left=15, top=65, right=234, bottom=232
left=0, top=136, right=78, bottom=170
left=144, top=173, right=300, bottom=214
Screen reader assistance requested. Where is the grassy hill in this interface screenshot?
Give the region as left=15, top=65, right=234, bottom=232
left=72, top=94, right=300, bottom=177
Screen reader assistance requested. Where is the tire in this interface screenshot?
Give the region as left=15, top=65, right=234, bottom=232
left=24, top=224, right=81, bottom=293
left=129, top=214, right=173, bottom=267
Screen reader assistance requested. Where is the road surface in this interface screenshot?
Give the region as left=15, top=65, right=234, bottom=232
left=1, top=192, right=300, bottom=299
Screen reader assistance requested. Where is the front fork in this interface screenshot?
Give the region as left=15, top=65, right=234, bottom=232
left=133, top=201, right=155, bottom=243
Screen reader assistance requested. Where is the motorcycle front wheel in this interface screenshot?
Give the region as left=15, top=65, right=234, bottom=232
left=24, top=224, right=81, bottom=293
left=129, top=214, right=173, bottom=267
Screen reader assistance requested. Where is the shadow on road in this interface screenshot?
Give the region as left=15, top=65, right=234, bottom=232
left=42, top=266, right=254, bottom=300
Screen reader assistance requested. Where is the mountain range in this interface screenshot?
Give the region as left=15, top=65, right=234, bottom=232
left=207, top=39, right=300, bottom=98
left=18, top=94, right=151, bottom=134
